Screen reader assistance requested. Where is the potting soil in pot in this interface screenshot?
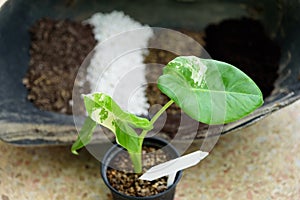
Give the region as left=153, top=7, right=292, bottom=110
left=107, top=146, right=170, bottom=197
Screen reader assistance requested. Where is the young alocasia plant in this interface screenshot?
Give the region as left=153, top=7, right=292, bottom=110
left=71, top=56, right=263, bottom=173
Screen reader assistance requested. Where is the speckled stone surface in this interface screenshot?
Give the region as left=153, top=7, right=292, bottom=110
left=1, top=100, right=300, bottom=200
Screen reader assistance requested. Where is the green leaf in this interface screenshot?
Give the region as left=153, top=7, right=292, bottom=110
left=71, top=117, right=97, bottom=155
left=83, top=93, right=152, bottom=152
left=114, top=119, right=143, bottom=172
left=158, top=56, right=263, bottom=124
left=114, top=119, right=143, bottom=153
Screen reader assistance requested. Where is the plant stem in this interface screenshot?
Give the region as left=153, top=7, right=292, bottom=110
left=131, top=99, right=174, bottom=173
left=129, top=151, right=142, bottom=173
left=140, top=99, right=174, bottom=138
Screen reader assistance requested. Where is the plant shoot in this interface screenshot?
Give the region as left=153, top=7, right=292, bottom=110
left=72, top=56, right=264, bottom=173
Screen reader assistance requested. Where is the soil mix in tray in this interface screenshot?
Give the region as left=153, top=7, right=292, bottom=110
left=23, top=18, right=96, bottom=114
left=23, top=17, right=280, bottom=132
left=107, top=146, right=170, bottom=197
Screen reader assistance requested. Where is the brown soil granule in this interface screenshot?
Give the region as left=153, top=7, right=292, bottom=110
left=107, top=146, right=170, bottom=197
left=23, top=18, right=96, bottom=114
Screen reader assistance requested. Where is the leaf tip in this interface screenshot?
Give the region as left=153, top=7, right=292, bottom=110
left=71, top=145, right=80, bottom=155
left=71, top=149, right=79, bottom=155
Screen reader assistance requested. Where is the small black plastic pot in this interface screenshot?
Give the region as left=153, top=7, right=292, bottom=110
left=101, top=137, right=182, bottom=200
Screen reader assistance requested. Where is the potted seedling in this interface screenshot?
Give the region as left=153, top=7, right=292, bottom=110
left=71, top=56, right=263, bottom=200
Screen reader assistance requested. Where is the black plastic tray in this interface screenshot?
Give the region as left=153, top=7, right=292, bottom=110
left=0, top=0, right=300, bottom=146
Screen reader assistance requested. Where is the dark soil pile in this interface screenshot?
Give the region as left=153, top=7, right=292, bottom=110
left=204, top=18, right=281, bottom=98
left=23, top=18, right=96, bottom=114
left=107, top=146, right=170, bottom=197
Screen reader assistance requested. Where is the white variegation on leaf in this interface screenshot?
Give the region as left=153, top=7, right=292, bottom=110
left=158, top=56, right=263, bottom=124
left=168, top=56, right=207, bottom=87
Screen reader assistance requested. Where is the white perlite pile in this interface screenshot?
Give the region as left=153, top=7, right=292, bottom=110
left=85, top=11, right=153, bottom=116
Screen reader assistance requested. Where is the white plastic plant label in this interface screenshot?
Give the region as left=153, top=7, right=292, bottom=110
left=139, top=150, right=209, bottom=186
